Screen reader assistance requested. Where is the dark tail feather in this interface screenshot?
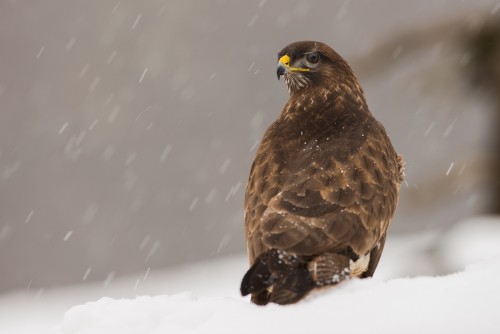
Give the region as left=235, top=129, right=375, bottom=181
left=240, top=255, right=274, bottom=305
left=240, top=249, right=314, bottom=305
left=240, top=249, right=351, bottom=305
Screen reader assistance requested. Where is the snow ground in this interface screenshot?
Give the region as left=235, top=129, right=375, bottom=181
left=1, top=216, right=500, bottom=334
left=52, top=258, right=500, bottom=334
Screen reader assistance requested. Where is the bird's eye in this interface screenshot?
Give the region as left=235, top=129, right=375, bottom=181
left=306, top=53, right=319, bottom=64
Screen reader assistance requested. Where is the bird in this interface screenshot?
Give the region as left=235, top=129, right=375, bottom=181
left=240, top=41, right=404, bottom=305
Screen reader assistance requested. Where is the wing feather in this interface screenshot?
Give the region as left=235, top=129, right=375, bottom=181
left=245, top=112, right=401, bottom=262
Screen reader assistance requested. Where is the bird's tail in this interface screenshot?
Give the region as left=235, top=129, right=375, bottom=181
left=240, top=249, right=351, bottom=305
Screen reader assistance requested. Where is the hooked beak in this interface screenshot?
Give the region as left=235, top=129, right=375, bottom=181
left=277, top=63, right=287, bottom=80
left=276, top=54, right=309, bottom=80
left=277, top=54, right=291, bottom=80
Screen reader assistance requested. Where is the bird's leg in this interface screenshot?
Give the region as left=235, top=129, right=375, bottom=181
left=307, top=252, right=351, bottom=287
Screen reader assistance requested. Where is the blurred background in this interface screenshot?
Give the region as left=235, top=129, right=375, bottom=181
left=1, top=0, right=500, bottom=296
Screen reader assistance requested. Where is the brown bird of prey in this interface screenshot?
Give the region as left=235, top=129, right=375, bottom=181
left=240, top=41, right=404, bottom=305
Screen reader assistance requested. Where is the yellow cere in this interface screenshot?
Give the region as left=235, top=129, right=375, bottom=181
left=278, top=54, right=310, bottom=72
left=279, top=55, right=291, bottom=66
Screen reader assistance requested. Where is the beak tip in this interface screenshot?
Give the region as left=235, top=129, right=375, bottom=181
left=277, top=63, right=286, bottom=80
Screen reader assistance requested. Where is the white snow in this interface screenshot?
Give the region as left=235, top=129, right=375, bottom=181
left=35, top=46, right=45, bottom=59
left=24, top=210, right=35, bottom=224
left=52, top=258, right=500, bottom=334
left=1, top=216, right=500, bottom=334
left=138, top=67, right=148, bottom=84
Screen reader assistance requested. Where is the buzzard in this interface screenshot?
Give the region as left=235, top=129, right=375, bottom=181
left=240, top=41, right=404, bottom=305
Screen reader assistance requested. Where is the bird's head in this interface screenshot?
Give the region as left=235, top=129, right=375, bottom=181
left=277, top=41, right=359, bottom=96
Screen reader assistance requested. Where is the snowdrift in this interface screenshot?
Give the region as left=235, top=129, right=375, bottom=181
left=52, top=256, right=500, bottom=334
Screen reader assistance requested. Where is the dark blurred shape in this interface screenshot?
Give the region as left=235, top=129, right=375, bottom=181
left=465, top=15, right=500, bottom=213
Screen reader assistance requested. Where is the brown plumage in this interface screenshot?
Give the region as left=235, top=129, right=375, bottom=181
left=240, top=41, right=404, bottom=305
